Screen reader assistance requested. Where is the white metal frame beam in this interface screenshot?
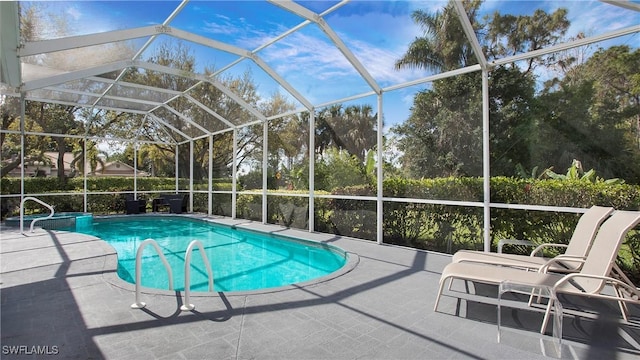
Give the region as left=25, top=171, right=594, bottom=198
left=90, top=0, right=189, bottom=111
left=0, top=1, right=20, bottom=88
left=491, top=24, right=640, bottom=67
left=147, top=113, right=187, bottom=143
left=251, top=55, right=314, bottom=110
left=269, top=0, right=382, bottom=95
left=20, top=95, right=149, bottom=114
left=21, top=21, right=314, bottom=117
left=21, top=60, right=133, bottom=91
left=184, top=94, right=236, bottom=129
left=36, top=86, right=164, bottom=110
left=136, top=60, right=266, bottom=122
left=452, top=1, right=487, bottom=69
left=601, top=0, right=640, bottom=12
left=19, top=26, right=159, bottom=57
left=168, top=27, right=314, bottom=111
left=86, top=77, right=184, bottom=97
left=161, top=104, right=210, bottom=136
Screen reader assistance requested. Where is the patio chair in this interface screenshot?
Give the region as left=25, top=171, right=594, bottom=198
left=434, top=210, right=640, bottom=334
left=152, top=194, right=187, bottom=213
left=451, top=206, right=614, bottom=273
left=124, top=194, right=147, bottom=214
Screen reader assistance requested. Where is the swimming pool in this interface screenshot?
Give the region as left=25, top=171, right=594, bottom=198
left=65, top=216, right=348, bottom=293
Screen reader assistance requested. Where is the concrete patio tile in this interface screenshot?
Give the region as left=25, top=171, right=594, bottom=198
left=2, top=220, right=639, bottom=360
left=178, top=339, right=237, bottom=360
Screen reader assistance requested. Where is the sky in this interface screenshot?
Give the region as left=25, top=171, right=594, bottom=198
left=23, top=0, right=640, bottom=130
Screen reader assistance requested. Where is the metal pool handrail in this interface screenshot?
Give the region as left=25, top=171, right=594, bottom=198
left=20, top=196, right=55, bottom=234
left=131, top=239, right=174, bottom=309
left=181, top=240, right=214, bottom=311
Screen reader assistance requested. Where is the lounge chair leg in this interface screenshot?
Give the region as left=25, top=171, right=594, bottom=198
left=613, top=286, right=630, bottom=322
left=540, top=298, right=554, bottom=334
left=527, top=288, right=545, bottom=307
left=528, top=289, right=535, bottom=307
left=434, top=279, right=448, bottom=311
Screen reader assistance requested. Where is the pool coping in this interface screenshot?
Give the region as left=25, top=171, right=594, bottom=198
left=97, top=214, right=361, bottom=298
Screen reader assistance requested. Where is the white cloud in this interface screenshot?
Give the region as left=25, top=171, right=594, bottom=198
left=512, top=1, right=639, bottom=38
left=202, top=13, right=244, bottom=36
left=198, top=1, right=639, bottom=110
left=254, top=10, right=431, bottom=88
left=342, top=36, right=430, bottom=85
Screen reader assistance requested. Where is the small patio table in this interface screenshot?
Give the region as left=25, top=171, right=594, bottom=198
left=498, top=280, right=564, bottom=357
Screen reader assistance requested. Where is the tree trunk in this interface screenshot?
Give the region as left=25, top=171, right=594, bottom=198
left=0, top=158, right=21, bottom=178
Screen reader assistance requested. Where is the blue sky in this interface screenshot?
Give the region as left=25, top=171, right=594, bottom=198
left=26, top=1, right=640, bottom=129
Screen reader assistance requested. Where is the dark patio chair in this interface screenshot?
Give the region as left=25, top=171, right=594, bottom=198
left=152, top=194, right=187, bottom=213
left=124, top=194, right=147, bottom=214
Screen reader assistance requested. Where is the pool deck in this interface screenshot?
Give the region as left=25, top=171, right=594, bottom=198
left=1, top=215, right=639, bottom=359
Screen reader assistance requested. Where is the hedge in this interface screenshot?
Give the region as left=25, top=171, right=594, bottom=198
left=333, top=177, right=640, bottom=282
left=2, top=175, right=639, bottom=282
left=0, top=177, right=230, bottom=214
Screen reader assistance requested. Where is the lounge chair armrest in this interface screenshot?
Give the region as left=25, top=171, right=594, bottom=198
left=539, top=256, right=585, bottom=273
left=497, top=239, right=535, bottom=253
left=554, top=273, right=640, bottom=299
left=551, top=254, right=585, bottom=260
left=530, top=243, right=568, bottom=257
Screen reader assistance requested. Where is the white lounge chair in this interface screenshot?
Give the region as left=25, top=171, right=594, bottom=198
left=451, top=206, right=614, bottom=273
left=434, top=210, right=640, bottom=334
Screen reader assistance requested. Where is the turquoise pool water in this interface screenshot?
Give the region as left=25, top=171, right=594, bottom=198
left=65, top=217, right=347, bottom=292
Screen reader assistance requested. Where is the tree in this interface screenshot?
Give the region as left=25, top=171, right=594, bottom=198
left=393, top=0, right=571, bottom=178
left=342, top=105, right=378, bottom=162
left=393, top=0, right=483, bottom=178
left=484, top=8, right=570, bottom=74
left=70, top=140, right=108, bottom=177
left=316, top=104, right=377, bottom=162
left=260, top=92, right=306, bottom=188
left=294, top=147, right=372, bottom=191
left=106, top=40, right=267, bottom=180
left=534, top=46, right=640, bottom=183
left=274, top=113, right=308, bottom=172
left=583, top=46, right=640, bottom=152
left=488, top=66, right=537, bottom=175
left=27, top=102, right=82, bottom=181
left=2, top=3, right=127, bottom=181
left=394, top=0, right=480, bottom=72
left=126, top=143, right=171, bottom=178
left=1, top=96, right=23, bottom=177
left=393, top=73, right=483, bottom=177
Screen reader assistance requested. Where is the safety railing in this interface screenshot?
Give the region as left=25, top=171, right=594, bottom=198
left=20, top=196, right=55, bottom=235
left=181, top=240, right=214, bottom=311
left=131, top=239, right=174, bottom=309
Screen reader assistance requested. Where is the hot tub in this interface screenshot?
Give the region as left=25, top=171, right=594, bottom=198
left=5, top=212, right=93, bottom=230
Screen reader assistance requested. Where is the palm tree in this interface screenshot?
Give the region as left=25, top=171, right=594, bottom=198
left=138, top=143, right=171, bottom=177
left=278, top=115, right=309, bottom=170
left=343, top=105, right=377, bottom=162
left=70, top=140, right=107, bottom=176
left=315, top=104, right=343, bottom=156
left=395, top=0, right=480, bottom=72
left=313, top=104, right=377, bottom=162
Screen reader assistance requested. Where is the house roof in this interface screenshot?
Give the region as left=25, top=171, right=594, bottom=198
left=92, top=161, right=150, bottom=177
left=43, top=152, right=75, bottom=171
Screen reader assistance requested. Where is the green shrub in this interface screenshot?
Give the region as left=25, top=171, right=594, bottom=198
left=3, top=175, right=639, bottom=282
